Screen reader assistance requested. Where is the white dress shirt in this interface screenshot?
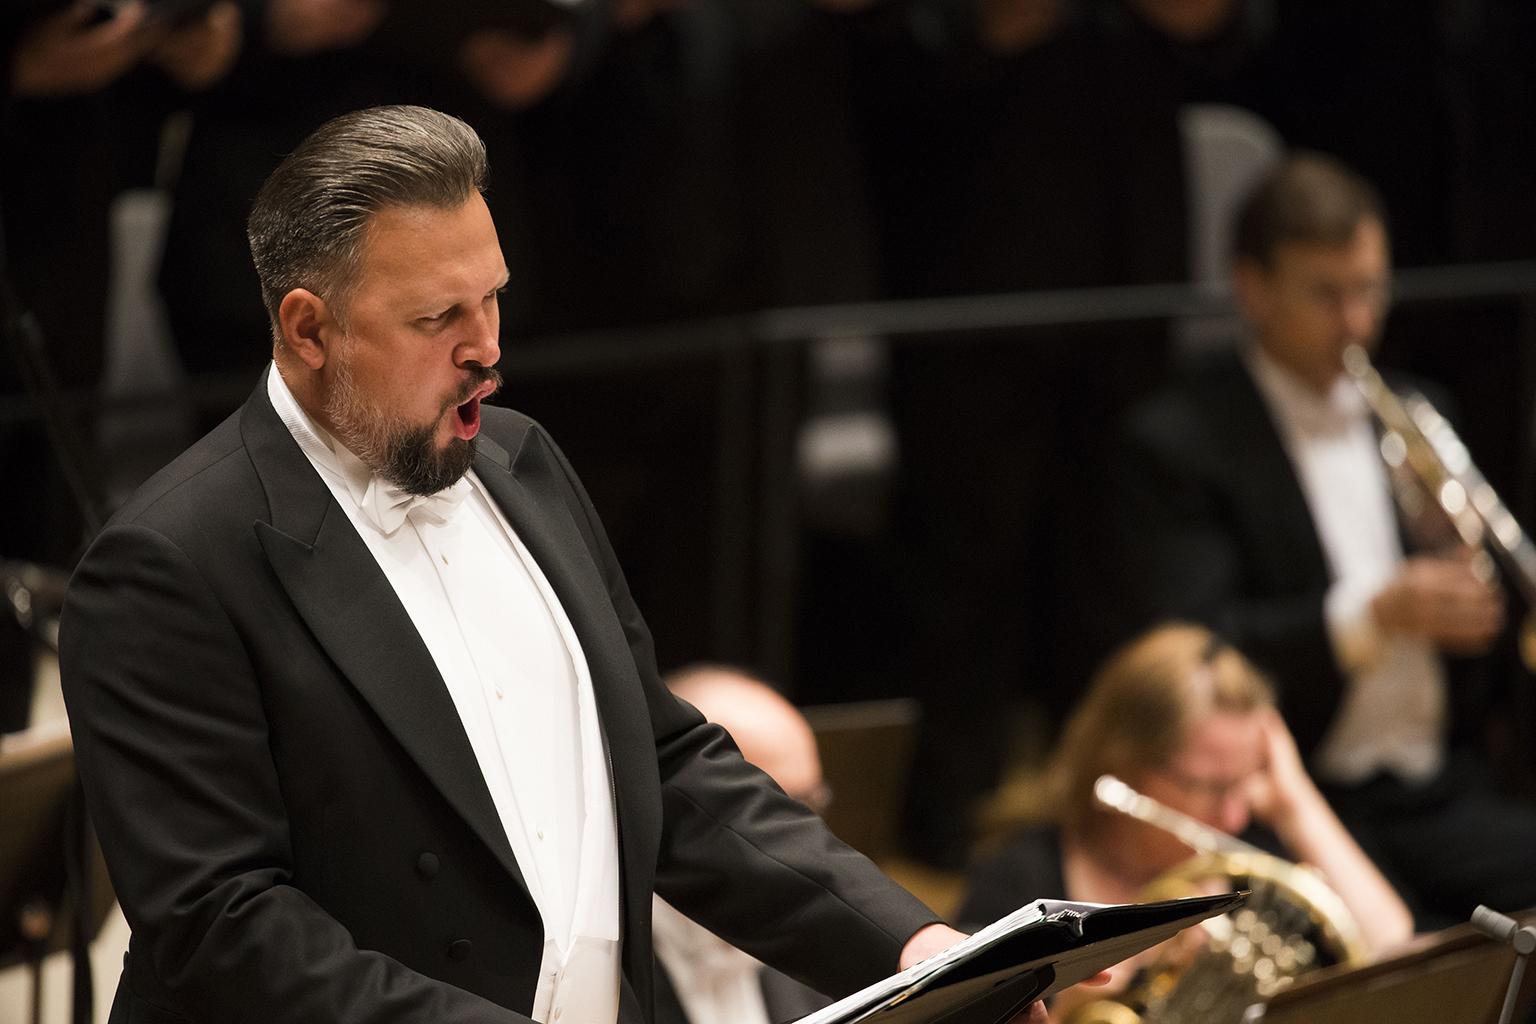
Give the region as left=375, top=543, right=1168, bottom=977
left=1246, top=346, right=1446, bottom=783
left=268, top=366, right=621, bottom=1023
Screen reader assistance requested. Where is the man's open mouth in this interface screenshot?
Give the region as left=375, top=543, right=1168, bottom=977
left=451, top=380, right=497, bottom=440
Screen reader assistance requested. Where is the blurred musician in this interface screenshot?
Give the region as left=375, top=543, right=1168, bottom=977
left=1103, top=152, right=1536, bottom=927
left=959, top=624, right=1412, bottom=1013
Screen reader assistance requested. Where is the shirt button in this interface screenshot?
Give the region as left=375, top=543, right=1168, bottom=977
left=416, top=852, right=440, bottom=880
left=447, top=939, right=472, bottom=961
left=536, top=828, right=545, bottom=841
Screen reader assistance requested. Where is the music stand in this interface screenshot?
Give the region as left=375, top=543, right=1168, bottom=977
left=1245, top=914, right=1536, bottom=1024
left=0, top=726, right=115, bottom=1024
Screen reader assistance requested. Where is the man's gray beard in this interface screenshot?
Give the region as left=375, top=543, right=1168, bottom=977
left=324, top=349, right=475, bottom=496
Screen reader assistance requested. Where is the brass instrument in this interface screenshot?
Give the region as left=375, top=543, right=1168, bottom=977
left=1342, top=344, right=1536, bottom=669
left=1064, top=776, right=1366, bottom=1024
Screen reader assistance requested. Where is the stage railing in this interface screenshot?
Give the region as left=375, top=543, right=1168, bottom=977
left=6, top=261, right=1536, bottom=684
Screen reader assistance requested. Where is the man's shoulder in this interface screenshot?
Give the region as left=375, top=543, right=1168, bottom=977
left=1123, top=346, right=1262, bottom=449
left=108, top=408, right=264, bottom=538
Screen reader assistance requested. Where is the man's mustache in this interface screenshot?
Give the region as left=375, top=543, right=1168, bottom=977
left=453, top=366, right=503, bottom=405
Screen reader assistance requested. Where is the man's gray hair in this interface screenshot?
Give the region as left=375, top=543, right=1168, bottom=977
left=247, top=105, right=488, bottom=341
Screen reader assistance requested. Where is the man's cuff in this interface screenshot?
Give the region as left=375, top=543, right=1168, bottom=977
left=1324, top=579, right=1385, bottom=674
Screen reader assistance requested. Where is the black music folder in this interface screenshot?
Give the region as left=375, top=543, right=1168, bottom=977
left=796, top=891, right=1248, bottom=1024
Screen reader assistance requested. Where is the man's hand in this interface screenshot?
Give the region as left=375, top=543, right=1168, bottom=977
left=265, top=0, right=385, bottom=56
left=900, top=923, right=1111, bottom=1023
left=1371, top=549, right=1504, bottom=655
left=899, top=922, right=968, bottom=971
left=150, top=1, right=242, bottom=91
left=11, top=1, right=155, bottom=96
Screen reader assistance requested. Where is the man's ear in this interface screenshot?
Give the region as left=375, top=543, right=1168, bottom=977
left=277, top=289, right=339, bottom=370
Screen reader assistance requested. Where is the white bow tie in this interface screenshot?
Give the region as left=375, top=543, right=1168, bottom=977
left=358, top=475, right=473, bottom=536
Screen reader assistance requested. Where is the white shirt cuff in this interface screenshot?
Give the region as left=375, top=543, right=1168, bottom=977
left=1325, top=579, right=1385, bottom=675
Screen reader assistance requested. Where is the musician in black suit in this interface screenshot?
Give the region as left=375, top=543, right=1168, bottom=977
left=1102, top=152, right=1536, bottom=927
left=58, top=105, right=994, bottom=1023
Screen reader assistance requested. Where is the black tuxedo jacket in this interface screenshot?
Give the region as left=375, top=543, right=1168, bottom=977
left=1102, top=348, right=1490, bottom=760
left=60, top=374, right=934, bottom=1024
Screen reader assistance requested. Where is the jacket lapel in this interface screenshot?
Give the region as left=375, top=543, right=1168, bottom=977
left=239, top=376, right=532, bottom=901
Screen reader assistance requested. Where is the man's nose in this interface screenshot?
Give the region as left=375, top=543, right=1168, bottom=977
left=458, top=307, right=501, bottom=368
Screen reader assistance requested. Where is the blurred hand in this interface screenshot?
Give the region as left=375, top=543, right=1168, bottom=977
left=458, top=28, right=572, bottom=110
left=11, top=1, right=156, bottom=96
left=265, top=0, right=386, bottom=57
left=1125, top=0, right=1236, bottom=42
left=612, top=0, right=688, bottom=31
left=978, top=0, right=1061, bottom=55
left=151, top=1, right=242, bottom=91
left=1045, top=950, right=1140, bottom=1021
left=1371, top=549, right=1505, bottom=655
left=1243, top=707, right=1319, bottom=831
